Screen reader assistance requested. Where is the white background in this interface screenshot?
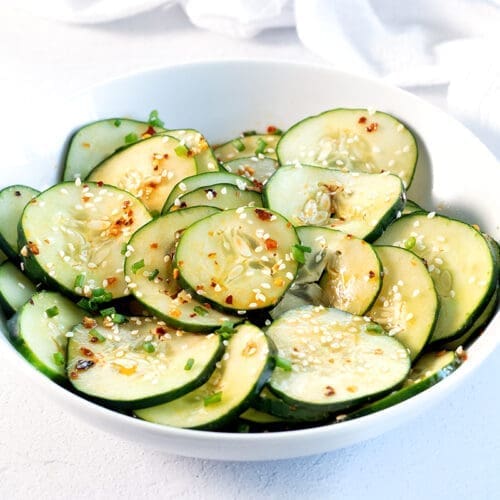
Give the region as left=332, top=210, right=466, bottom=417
left=1, top=5, right=499, bottom=499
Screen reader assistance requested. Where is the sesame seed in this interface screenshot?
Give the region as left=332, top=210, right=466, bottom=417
left=427, top=211, right=436, bottom=219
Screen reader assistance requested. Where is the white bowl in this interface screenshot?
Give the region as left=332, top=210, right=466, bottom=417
left=1, top=61, right=499, bottom=461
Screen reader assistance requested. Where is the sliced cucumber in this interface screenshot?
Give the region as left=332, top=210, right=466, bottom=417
left=297, top=226, right=382, bottom=315
left=166, top=129, right=219, bottom=173
left=20, top=182, right=151, bottom=299
left=162, top=172, right=253, bottom=213
left=64, top=118, right=166, bottom=181
left=376, top=213, right=498, bottom=344
left=264, top=164, right=404, bottom=241
left=171, top=183, right=262, bottom=211
left=8, top=291, right=85, bottom=383
left=254, top=387, right=330, bottom=422
left=87, top=134, right=197, bottom=213
left=0, top=185, right=39, bottom=260
left=444, top=288, right=498, bottom=350
left=135, top=323, right=274, bottom=430
left=0, top=249, right=7, bottom=264
left=214, top=134, right=279, bottom=162
left=277, top=108, right=418, bottom=188
left=267, top=306, right=411, bottom=412
left=124, top=206, right=240, bottom=331
left=222, top=157, right=279, bottom=190
left=67, top=316, right=224, bottom=409
left=0, top=261, right=37, bottom=316
left=367, top=246, right=438, bottom=360
left=239, top=407, right=283, bottom=425
left=403, top=199, right=424, bottom=215
left=175, top=207, right=299, bottom=311
left=269, top=283, right=326, bottom=320
left=346, top=351, right=461, bottom=419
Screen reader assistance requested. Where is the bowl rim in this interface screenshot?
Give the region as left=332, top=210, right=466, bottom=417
left=1, top=58, right=499, bottom=450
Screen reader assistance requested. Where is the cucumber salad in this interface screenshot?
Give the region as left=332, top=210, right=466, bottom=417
left=1, top=108, right=498, bottom=432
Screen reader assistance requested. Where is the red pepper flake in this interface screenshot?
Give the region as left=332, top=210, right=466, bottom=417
left=156, top=326, right=167, bottom=336
left=267, top=125, right=278, bottom=134
left=203, top=302, right=212, bottom=310
left=358, top=116, right=367, bottom=124
left=179, top=202, right=187, bottom=209
left=265, top=238, right=278, bottom=250
left=255, top=208, right=272, bottom=221
left=225, top=295, right=233, bottom=305
left=82, top=142, right=91, bottom=149
left=82, top=316, right=97, bottom=329
left=106, top=277, right=117, bottom=286
left=251, top=179, right=263, bottom=192
left=145, top=125, right=156, bottom=136
left=173, top=268, right=180, bottom=280
left=97, top=181, right=104, bottom=187
left=163, top=153, right=169, bottom=159
left=346, top=234, right=353, bottom=239
left=122, top=200, right=131, bottom=209
left=368, top=270, right=376, bottom=279
left=347, top=385, right=358, bottom=393
left=366, top=122, right=379, bottom=133
left=150, top=243, right=159, bottom=249
left=28, top=242, right=40, bottom=255
left=189, top=313, right=197, bottom=318
left=324, top=385, right=336, bottom=397
left=70, top=371, right=78, bottom=379
left=80, top=347, right=94, bottom=357
left=208, top=252, right=217, bottom=258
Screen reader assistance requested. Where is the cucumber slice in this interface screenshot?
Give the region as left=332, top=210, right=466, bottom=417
left=8, top=291, right=85, bottom=383
left=267, top=306, right=411, bottom=412
left=175, top=207, right=300, bottom=311
left=214, top=134, right=279, bottom=162
left=124, top=206, right=240, bottom=331
left=444, top=288, right=498, bottom=350
left=254, top=387, right=330, bottom=422
left=162, top=172, right=253, bottom=213
left=277, top=108, right=418, bottom=188
left=135, top=323, right=274, bottom=430
left=64, top=118, right=166, bottom=181
left=222, top=157, right=279, bottom=190
left=0, top=261, right=37, bottom=316
left=367, top=246, right=438, bottom=360
left=166, top=129, right=219, bottom=173
left=67, top=316, right=224, bottom=409
left=0, top=249, right=7, bottom=264
left=376, top=213, right=498, bottom=344
left=297, top=226, right=382, bottom=315
left=264, top=164, right=404, bottom=241
left=346, top=351, right=461, bottom=419
left=172, top=183, right=262, bottom=211
left=269, top=283, right=326, bottom=320
left=87, top=134, right=197, bottom=213
left=0, top=185, right=39, bottom=260
left=239, top=407, right=283, bottom=425
left=403, top=199, right=424, bottom=215
left=20, top=182, right=151, bottom=299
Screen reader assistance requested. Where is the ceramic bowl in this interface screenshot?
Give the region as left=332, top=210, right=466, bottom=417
left=1, top=61, right=498, bottom=460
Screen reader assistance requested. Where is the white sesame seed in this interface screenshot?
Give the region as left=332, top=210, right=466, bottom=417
left=427, top=211, right=436, bottom=219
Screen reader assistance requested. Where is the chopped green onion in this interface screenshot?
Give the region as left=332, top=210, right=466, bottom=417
left=74, top=273, right=86, bottom=289
left=92, top=288, right=106, bottom=297
left=194, top=305, right=209, bottom=316
left=113, top=119, right=122, bottom=127
left=120, top=243, right=128, bottom=255
left=90, top=288, right=113, bottom=304
left=274, top=356, right=292, bottom=371
left=203, top=391, right=222, bottom=406
left=53, top=352, right=65, bottom=366
left=231, top=138, right=245, bottom=152
left=148, top=269, right=160, bottom=281
left=111, top=313, right=127, bottom=324
left=215, top=320, right=236, bottom=339
left=291, top=244, right=312, bottom=264
left=242, top=130, right=257, bottom=137
left=148, top=109, right=165, bottom=128
left=45, top=305, right=59, bottom=318
left=143, top=341, right=155, bottom=353
left=131, top=259, right=145, bottom=274
left=89, top=328, right=106, bottom=343
left=184, top=358, right=195, bottom=371
left=76, top=298, right=92, bottom=311
left=174, top=144, right=190, bottom=158
left=365, top=323, right=384, bottom=334
left=255, top=138, right=267, bottom=155
left=404, top=236, right=416, bottom=250
left=124, top=132, right=138, bottom=144
left=100, top=306, right=116, bottom=317
left=271, top=128, right=283, bottom=135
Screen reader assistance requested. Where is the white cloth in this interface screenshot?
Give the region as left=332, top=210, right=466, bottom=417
left=16, top=0, right=500, bottom=154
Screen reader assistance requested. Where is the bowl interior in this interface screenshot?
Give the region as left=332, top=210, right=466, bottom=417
left=1, top=61, right=498, bottom=460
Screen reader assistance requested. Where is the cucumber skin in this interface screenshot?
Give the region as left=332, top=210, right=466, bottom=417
left=346, top=354, right=461, bottom=420
left=7, top=312, right=68, bottom=386
left=69, top=335, right=226, bottom=411
left=180, top=333, right=277, bottom=431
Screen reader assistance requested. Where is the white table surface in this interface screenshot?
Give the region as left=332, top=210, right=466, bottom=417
left=1, top=5, right=499, bottom=499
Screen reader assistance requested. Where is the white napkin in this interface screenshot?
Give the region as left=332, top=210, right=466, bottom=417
left=16, top=0, right=500, bottom=156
